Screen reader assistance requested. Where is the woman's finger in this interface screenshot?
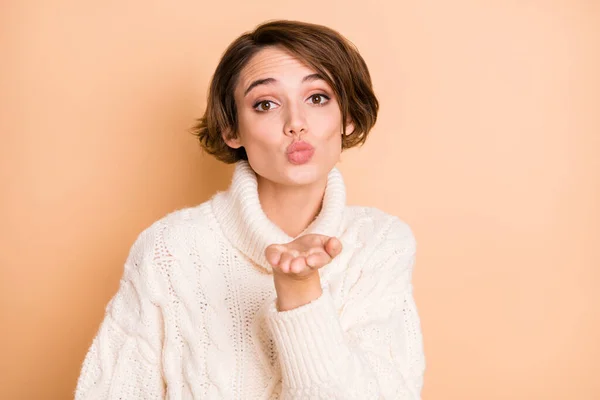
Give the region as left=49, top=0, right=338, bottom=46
left=265, top=245, right=284, bottom=267
left=325, top=237, right=343, bottom=258
left=289, top=256, right=307, bottom=274
left=278, top=252, right=294, bottom=273
left=306, top=250, right=331, bottom=269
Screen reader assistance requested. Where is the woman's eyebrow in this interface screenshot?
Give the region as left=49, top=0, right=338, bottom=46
left=302, top=73, right=326, bottom=83
left=302, top=73, right=327, bottom=83
left=243, top=73, right=327, bottom=97
left=244, top=78, right=276, bottom=97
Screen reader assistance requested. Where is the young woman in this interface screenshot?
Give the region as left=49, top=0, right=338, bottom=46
left=75, top=20, right=425, bottom=399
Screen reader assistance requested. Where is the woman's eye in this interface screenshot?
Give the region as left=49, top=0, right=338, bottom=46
left=308, top=94, right=330, bottom=105
left=253, top=100, right=277, bottom=112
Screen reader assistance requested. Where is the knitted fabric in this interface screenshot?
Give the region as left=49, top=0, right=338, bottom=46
left=75, top=160, right=425, bottom=399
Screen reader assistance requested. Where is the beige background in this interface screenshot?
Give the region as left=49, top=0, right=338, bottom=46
left=1, top=1, right=599, bottom=399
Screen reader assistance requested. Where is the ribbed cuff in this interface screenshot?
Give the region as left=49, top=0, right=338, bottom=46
left=265, top=288, right=351, bottom=389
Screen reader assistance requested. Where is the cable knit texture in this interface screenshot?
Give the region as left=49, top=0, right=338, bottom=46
left=75, top=160, right=425, bottom=399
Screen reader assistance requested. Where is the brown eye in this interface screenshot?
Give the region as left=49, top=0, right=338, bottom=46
left=254, top=100, right=277, bottom=112
left=308, top=94, right=330, bottom=105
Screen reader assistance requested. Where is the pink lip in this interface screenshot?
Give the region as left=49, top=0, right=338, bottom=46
left=286, top=141, right=315, bottom=165
left=287, top=141, right=314, bottom=153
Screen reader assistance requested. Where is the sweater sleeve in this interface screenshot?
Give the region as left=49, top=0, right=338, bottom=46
left=75, top=228, right=165, bottom=400
left=265, top=220, right=425, bottom=400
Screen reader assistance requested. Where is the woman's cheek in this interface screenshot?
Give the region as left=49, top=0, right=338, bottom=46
left=255, top=113, right=282, bottom=136
left=320, top=106, right=342, bottom=132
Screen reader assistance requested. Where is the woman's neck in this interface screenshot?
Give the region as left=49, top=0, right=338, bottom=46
left=257, top=175, right=327, bottom=238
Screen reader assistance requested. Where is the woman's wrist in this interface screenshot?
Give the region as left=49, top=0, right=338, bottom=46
left=273, top=271, right=322, bottom=311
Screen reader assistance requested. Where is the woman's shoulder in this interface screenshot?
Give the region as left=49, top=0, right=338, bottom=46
left=146, top=200, right=215, bottom=235
left=343, top=205, right=417, bottom=251
left=152, top=201, right=216, bottom=232
left=126, top=201, right=221, bottom=267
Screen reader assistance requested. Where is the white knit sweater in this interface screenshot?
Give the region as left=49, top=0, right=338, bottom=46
left=75, top=160, right=425, bottom=399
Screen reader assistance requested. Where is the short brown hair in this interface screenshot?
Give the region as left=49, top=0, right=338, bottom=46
left=191, top=20, right=379, bottom=164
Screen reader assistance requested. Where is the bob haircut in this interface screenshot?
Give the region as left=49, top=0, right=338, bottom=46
left=192, top=20, right=379, bottom=164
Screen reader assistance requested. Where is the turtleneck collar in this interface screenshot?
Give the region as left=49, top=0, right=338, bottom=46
left=210, top=160, right=346, bottom=274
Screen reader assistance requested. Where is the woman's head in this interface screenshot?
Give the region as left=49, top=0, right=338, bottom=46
left=193, top=20, right=378, bottom=186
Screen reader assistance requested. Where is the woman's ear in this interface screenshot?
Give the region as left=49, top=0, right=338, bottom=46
left=344, top=120, right=355, bottom=136
left=222, top=127, right=242, bottom=149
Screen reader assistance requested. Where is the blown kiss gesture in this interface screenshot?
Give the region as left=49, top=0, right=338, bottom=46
left=265, top=234, right=343, bottom=311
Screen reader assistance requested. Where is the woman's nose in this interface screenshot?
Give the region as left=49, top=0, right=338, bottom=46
left=283, top=104, right=307, bottom=137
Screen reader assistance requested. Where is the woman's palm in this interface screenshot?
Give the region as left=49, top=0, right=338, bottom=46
left=265, top=234, right=342, bottom=278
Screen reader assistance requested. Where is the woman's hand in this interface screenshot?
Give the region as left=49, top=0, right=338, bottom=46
left=266, top=234, right=343, bottom=311
left=265, top=234, right=343, bottom=279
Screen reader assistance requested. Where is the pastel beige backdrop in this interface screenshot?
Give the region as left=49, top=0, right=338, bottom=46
left=1, top=1, right=598, bottom=399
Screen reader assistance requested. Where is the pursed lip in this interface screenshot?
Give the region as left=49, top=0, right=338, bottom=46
left=286, top=140, right=314, bottom=154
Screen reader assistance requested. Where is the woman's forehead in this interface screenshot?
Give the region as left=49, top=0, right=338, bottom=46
left=238, top=47, right=316, bottom=89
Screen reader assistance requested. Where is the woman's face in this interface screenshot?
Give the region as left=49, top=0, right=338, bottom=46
left=224, top=46, right=353, bottom=187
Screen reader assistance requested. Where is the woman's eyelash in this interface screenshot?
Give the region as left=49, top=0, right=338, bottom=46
left=253, top=100, right=270, bottom=108
left=252, top=93, right=331, bottom=112
left=308, top=93, right=330, bottom=105
left=253, top=100, right=278, bottom=111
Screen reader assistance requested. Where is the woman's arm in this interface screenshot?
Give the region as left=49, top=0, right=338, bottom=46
left=265, top=219, right=425, bottom=400
left=75, top=228, right=165, bottom=400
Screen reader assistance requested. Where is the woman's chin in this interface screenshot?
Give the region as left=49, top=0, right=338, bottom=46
left=250, top=156, right=336, bottom=187
left=282, top=162, right=331, bottom=186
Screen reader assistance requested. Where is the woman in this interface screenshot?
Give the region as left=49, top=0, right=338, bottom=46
left=75, top=20, right=425, bottom=399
